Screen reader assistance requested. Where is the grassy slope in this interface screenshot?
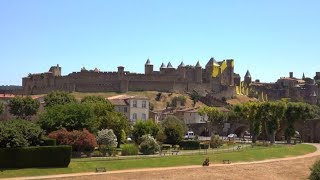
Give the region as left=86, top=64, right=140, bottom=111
left=0, top=144, right=316, bottom=178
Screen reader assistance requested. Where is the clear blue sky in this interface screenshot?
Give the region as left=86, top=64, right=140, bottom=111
left=1, top=0, right=320, bottom=85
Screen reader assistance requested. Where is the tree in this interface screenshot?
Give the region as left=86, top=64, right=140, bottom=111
left=38, top=103, right=97, bottom=133
left=189, top=90, right=202, bottom=107
left=198, top=106, right=225, bottom=130
left=161, top=116, right=186, bottom=145
left=81, top=95, right=114, bottom=110
left=0, top=102, right=4, bottom=115
left=233, top=102, right=261, bottom=143
left=309, top=160, right=320, bottom=180
left=44, top=91, right=76, bottom=108
left=8, top=96, right=40, bottom=119
left=139, top=134, right=160, bottom=155
left=0, top=119, right=43, bottom=148
left=132, top=119, right=160, bottom=144
left=96, top=129, right=118, bottom=156
left=98, top=111, right=130, bottom=148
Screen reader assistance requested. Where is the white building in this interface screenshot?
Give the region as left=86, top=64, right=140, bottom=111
left=183, top=109, right=208, bottom=125
left=108, top=95, right=149, bottom=124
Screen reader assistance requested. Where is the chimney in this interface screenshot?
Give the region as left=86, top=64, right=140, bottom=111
left=289, top=72, right=293, bottom=78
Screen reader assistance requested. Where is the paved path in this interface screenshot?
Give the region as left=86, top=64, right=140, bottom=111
left=3, top=143, right=320, bottom=180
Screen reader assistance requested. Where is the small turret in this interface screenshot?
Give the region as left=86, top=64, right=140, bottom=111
left=178, top=61, right=185, bottom=68
left=302, top=73, right=305, bottom=79
left=167, top=62, right=174, bottom=68
left=49, top=64, right=62, bottom=76
left=145, top=58, right=153, bottom=75
left=195, top=61, right=202, bottom=83
left=178, top=61, right=186, bottom=78
left=244, top=70, right=252, bottom=85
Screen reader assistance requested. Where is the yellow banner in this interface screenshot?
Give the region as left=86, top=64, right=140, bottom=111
left=212, top=65, right=220, bottom=77
left=220, top=60, right=227, bottom=73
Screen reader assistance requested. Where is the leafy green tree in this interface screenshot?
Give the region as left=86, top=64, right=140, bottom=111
left=44, top=91, right=76, bottom=108
left=0, top=119, right=43, bottom=148
left=8, top=96, right=40, bottom=119
left=0, top=102, right=4, bottom=115
left=98, top=111, right=130, bottom=148
left=38, top=103, right=97, bottom=133
left=81, top=95, right=114, bottom=109
left=161, top=116, right=186, bottom=145
left=189, top=90, right=202, bottom=107
left=132, top=119, right=160, bottom=144
left=233, top=102, right=261, bottom=143
left=198, top=106, right=225, bottom=130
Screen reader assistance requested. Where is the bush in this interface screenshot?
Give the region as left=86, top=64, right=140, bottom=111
left=210, top=135, right=223, bottom=148
left=170, top=96, right=187, bottom=107
left=96, top=129, right=118, bottom=156
left=161, top=144, right=172, bottom=150
left=132, top=120, right=160, bottom=144
left=179, top=140, right=200, bottom=150
left=310, top=160, right=320, bottom=180
left=200, top=143, right=209, bottom=149
left=41, top=137, right=56, bottom=146
left=0, top=146, right=72, bottom=168
left=0, top=119, right=42, bottom=148
left=121, top=144, right=139, bottom=156
left=139, top=135, right=160, bottom=155
left=161, top=116, right=186, bottom=145
left=48, top=128, right=97, bottom=153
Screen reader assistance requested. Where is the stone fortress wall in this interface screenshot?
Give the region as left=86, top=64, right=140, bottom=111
left=22, top=58, right=239, bottom=96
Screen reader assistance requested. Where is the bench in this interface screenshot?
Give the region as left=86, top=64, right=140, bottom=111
left=223, top=160, right=231, bottom=164
left=95, top=167, right=107, bottom=173
left=160, top=150, right=168, bottom=156
left=171, top=150, right=179, bottom=155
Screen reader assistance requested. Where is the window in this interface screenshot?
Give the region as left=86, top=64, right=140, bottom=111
left=132, top=113, right=137, bottom=120
left=142, top=113, right=146, bottom=120
left=124, top=107, right=128, bottom=113
left=142, top=100, right=147, bottom=108
left=133, top=100, right=137, bottom=108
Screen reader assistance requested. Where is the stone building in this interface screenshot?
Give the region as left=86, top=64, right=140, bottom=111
left=22, top=58, right=238, bottom=97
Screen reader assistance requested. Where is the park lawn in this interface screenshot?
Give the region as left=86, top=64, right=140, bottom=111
left=0, top=144, right=316, bottom=178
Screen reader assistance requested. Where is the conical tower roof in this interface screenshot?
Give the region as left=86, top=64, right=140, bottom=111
left=167, top=62, right=173, bottom=68
left=195, top=61, right=201, bottom=68
left=178, top=61, right=185, bottom=68
left=160, top=63, right=166, bottom=68
left=206, top=57, right=215, bottom=67
left=145, top=58, right=151, bottom=65
left=245, top=70, right=251, bottom=78
left=302, top=73, right=305, bottom=79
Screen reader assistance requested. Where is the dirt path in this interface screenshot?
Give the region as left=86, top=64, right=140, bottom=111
left=6, top=144, right=320, bottom=180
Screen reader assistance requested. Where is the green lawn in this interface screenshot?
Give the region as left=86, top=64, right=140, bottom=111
left=0, top=144, right=316, bottom=178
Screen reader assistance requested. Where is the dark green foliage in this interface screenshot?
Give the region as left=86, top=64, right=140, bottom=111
left=0, top=119, right=42, bottom=148
left=161, top=144, right=172, bottom=150
left=132, top=119, right=160, bottom=144
left=179, top=140, right=200, bottom=150
left=189, top=90, right=202, bottom=106
left=98, top=111, right=130, bottom=148
left=44, top=91, right=77, bottom=108
left=0, top=102, right=4, bottom=115
left=41, top=137, right=56, bottom=146
left=161, top=116, right=186, bottom=145
left=210, top=135, right=223, bottom=148
left=200, top=143, right=209, bottom=149
left=170, top=96, right=187, bottom=107
left=121, top=144, right=139, bottom=156
left=139, top=135, right=160, bottom=155
left=310, top=160, right=320, bottom=180
left=8, top=96, right=40, bottom=119
left=81, top=96, right=114, bottom=111
left=0, top=146, right=71, bottom=168
left=38, top=103, right=97, bottom=133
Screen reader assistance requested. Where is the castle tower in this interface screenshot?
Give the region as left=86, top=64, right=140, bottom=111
left=160, top=63, right=166, bottom=74
left=195, top=61, right=202, bottom=83
left=178, top=61, right=186, bottom=78
left=226, top=59, right=235, bottom=86
left=49, top=64, right=61, bottom=76
left=244, top=70, right=252, bottom=86
left=145, top=58, right=153, bottom=75
left=117, top=66, right=124, bottom=79
left=302, top=73, right=305, bottom=80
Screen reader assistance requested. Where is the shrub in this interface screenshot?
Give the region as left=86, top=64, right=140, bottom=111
left=170, top=96, right=187, bottom=107
left=161, top=116, right=186, bottom=145
left=161, top=144, right=172, bottom=150
left=96, top=129, right=118, bottom=156
left=121, top=144, right=139, bottom=156
left=310, top=160, right=320, bottom=180
left=132, top=119, right=160, bottom=144
left=210, top=135, right=223, bottom=148
left=200, top=143, right=209, bottom=149
left=139, top=135, right=160, bottom=155
left=179, top=140, right=200, bottom=150
left=48, top=128, right=97, bottom=153
left=0, top=119, right=42, bottom=148
left=0, top=146, right=72, bottom=168
left=41, top=137, right=56, bottom=146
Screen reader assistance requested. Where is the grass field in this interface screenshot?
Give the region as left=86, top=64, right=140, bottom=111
left=0, top=144, right=316, bottom=178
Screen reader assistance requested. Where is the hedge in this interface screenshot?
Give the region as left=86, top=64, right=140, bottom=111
left=0, top=146, right=72, bottom=169
left=41, top=138, right=56, bottom=146
left=200, top=143, right=209, bottom=149
left=179, top=140, right=200, bottom=150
